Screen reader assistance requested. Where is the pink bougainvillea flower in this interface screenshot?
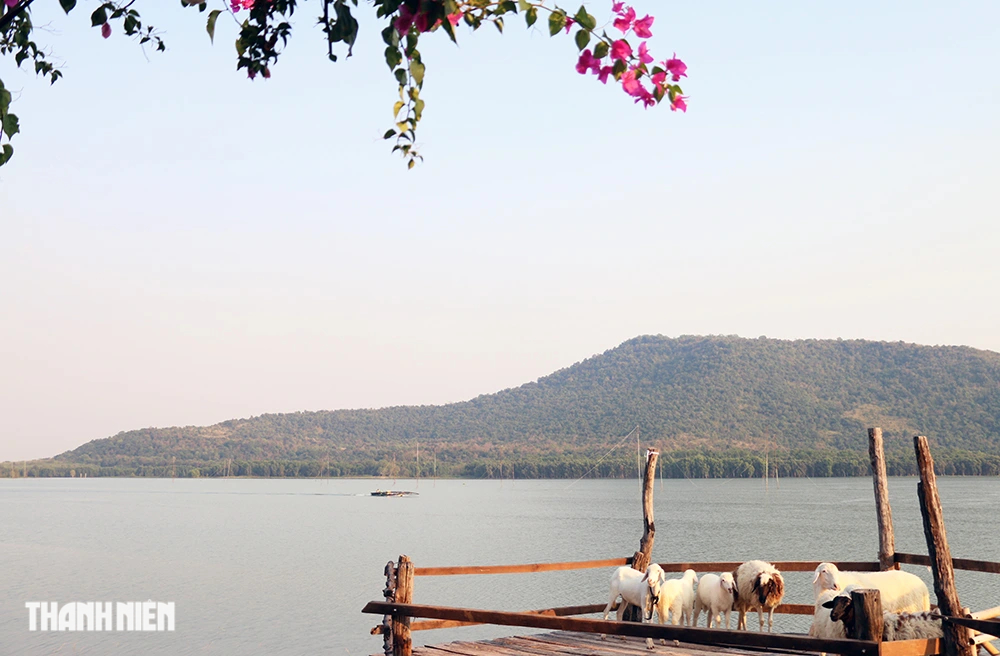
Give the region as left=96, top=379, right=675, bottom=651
left=637, top=41, right=653, bottom=64
left=447, top=11, right=463, bottom=26
left=413, top=11, right=431, bottom=34
left=247, top=68, right=257, bottom=80
left=665, top=53, right=687, bottom=81
left=650, top=70, right=667, bottom=92
left=231, top=0, right=254, bottom=11
left=613, top=6, right=635, bottom=32
left=4, top=0, right=18, bottom=7
left=620, top=68, right=645, bottom=97
left=395, top=5, right=415, bottom=35
left=575, top=49, right=602, bottom=75
left=611, top=1, right=624, bottom=12
left=633, top=14, right=653, bottom=38
left=262, top=67, right=271, bottom=79
left=564, top=17, right=575, bottom=34
left=610, top=39, right=632, bottom=61
left=636, top=90, right=656, bottom=108
left=101, top=22, right=111, bottom=39
left=671, top=94, right=688, bottom=112
left=597, top=65, right=614, bottom=84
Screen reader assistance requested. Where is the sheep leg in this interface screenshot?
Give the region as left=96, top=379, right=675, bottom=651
left=722, top=610, right=730, bottom=630
left=767, top=607, right=775, bottom=633
left=601, top=594, right=618, bottom=641
left=737, top=609, right=746, bottom=630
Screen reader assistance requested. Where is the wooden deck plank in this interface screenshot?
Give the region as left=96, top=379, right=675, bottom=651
left=414, top=631, right=819, bottom=656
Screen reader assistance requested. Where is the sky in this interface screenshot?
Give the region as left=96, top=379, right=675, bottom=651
left=1, top=1, right=998, bottom=461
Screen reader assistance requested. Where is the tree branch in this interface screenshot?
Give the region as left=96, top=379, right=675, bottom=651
left=0, top=0, right=36, bottom=33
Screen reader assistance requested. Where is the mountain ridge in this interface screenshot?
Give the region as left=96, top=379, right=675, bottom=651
left=10, top=334, right=1000, bottom=478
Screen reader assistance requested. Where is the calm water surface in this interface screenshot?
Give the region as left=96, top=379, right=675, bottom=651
left=2, top=476, right=999, bottom=655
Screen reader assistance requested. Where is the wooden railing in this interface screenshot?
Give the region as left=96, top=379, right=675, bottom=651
left=362, top=600, right=881, bottom=656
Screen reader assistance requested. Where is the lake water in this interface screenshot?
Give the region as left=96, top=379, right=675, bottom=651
left=2, top=476, right=999, bottom=655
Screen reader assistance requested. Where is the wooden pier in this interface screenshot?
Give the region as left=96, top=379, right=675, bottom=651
left=363, top=432, right=1000, bottom=656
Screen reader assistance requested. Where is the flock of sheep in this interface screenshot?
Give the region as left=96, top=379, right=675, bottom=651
left=602, top=560, right=944, bottom=650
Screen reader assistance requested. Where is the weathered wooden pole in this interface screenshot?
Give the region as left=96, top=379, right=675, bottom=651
left=868, top=428, right=897, bottom=571
left=632, top=448, right=659, bottom=573
left=914, top=436, right=975, bottom=656
left=850, top=589, right=884, bottom=643
left=380, top=561, right=397, bottom=656
left=392, top=555, right=414, bottom=656
left=622, top=448, right=659, bottom=622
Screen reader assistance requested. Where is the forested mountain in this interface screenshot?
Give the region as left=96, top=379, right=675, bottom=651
left=10, top=335, right=1000, bottom=478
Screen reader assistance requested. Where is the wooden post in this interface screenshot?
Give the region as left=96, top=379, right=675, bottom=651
left=868, top=428, right=897, bottom=571
left=850, top=589, right=883, bottom=643
left=914, top=436, right=975, bottom=656
left=623, top=448, right=659, bottom=622
left=380, top=561, right=397, bottom=656
left=392, top=555, right=414, bottom=656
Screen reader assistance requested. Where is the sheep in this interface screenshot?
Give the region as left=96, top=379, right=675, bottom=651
left=733, top=560, right=785, bottom=632
left=809, top=587, right=851, bottom=639
left=822, top=590, right=944, bottom=641
left=693, top=572, right=736, bottom=629
left=601, top=563, right=668, bottom=649
left=655, top=569, right=699, bottom=629
left=813, top=563, right=930, bottom=613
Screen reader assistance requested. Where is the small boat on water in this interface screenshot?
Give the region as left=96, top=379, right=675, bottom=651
left=370, top=489, right=418, bottom=497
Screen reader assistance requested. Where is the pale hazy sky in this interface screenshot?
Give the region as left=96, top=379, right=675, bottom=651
left=1, top=1, right=998, bottom=461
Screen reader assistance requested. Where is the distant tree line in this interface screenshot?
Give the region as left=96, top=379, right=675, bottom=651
left=6, top=448, right=1000, bottom=479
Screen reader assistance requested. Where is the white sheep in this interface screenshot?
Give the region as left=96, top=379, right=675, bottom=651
left=822, top=590, right=944, bottom=641
left=655, top=569, right=699, bottom=629
left=733, top=560, right=785, bottom=632
left=809, top=587, right=850, bottom=639
left=813, top=563, right=930, bottom=613
left=601, top=563, right=668, bottom=650
left=693, top=572, right=736, bottom=629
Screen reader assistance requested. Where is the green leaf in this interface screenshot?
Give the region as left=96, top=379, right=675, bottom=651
left=381, top=25, right=399, bottom=48
left=384, top=46, right=402, bottom=70
left=574, top=29, right=589, bottom=51
left=393, top=101, right=404, bottom=118
left=548, top=10, right=565, bottom=36
left=0, top=87, right=10, bottom=116
left=235, top=37, right=247, bottom=57
left=493, top=17, right=503, bottom=33
left=409, top=60, right=425, bottom=86
left=574, top=7, right=596, bottom=31
left=413, top=98, right=425, bottom=121
left=525, top=7, right=537, bottom=27
left=394, top=68, right=407, bottom=85
left=206, top=10, right=222, bottom=44
left=0, top=144, right=12, bottom=167
left=408, top=159, right=415, bottom=170
left=517, top=0, right=531, bottom=10
left=90, top=6, right=108, bottom=27
left=593, top=41, right=609, bottom=59
left=58, top=0, right=77, bottom=13
left=2, top=113, right=19, bottom=139
left=383, top=129, right=396, bottom=140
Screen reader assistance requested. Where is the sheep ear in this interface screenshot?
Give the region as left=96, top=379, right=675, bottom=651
left=822, top=600, right=835, bottom=609
left=812, top=572, right=820, bottom=584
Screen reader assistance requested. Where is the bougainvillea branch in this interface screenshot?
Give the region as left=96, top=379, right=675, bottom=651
left=0, top=0, right=686, bottom=170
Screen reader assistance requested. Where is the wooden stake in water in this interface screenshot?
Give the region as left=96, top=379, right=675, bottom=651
left=914, top=436, right=975, bottom=656
left=868, top=427, right=896, bottom=571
